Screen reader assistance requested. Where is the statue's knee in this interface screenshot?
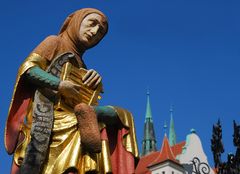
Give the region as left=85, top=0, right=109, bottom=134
left=74, top=103, right=88, bottom=110
left=94, top=106, right=116, bottom=117
left=74, top=103, right=94, bottom=115
left=94, top=106, right=119, bottom=124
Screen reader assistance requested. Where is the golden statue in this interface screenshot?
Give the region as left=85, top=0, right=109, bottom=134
left=5, top=8, right=138, bottom=174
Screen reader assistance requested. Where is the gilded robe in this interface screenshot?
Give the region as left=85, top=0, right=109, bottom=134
left=5, top=8, right=139, bottom=174
left=5, top=52, right=139, bottom=174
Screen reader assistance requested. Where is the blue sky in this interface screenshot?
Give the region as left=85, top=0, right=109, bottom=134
left=1, top=0, right=240, bottom=172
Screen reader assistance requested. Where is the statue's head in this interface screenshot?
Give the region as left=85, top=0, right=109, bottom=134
left=59, top=8, right=108, bottom=50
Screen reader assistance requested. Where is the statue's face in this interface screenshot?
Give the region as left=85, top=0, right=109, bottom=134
left=79, top=13, right=107, bottom=47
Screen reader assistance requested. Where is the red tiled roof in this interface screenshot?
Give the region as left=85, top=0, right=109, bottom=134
left=135, top=139, right=186, bottom=174
left=171, top=141, right=185, bottom=157
left=135, top=151, right=160, bottom=174
left=149, top=135, right=178, bottom=166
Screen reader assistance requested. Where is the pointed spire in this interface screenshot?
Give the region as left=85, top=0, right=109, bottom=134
left=150, top=135, right=178, bottom=166
left=141, top=89, right=157, bottom=156
left=169, top=105, right=177, bottom=146
left=145, top=90, right=152, bottom=122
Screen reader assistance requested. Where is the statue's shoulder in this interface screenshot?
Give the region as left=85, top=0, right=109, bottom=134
left=41, top=35, right=61, bottom=45
left=33, top=35, right=62, bottom=61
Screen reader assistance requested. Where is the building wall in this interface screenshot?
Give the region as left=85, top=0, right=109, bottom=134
left=177, top=132, right=215, bottom=174
left=150, top=161, right=186, bottom=174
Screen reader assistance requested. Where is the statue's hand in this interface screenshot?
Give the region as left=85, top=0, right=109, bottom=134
left=82, top=69, right=102, bottom=89
left=58, top=80, right=81, bottom=101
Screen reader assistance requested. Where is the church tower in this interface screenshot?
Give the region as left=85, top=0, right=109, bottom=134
left=141, top=90, right=157, bottom=156
left=169, top=106, right=177, bottom=146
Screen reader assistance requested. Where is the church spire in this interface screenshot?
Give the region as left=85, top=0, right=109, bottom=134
left=169, top=106, right=177, bottom=146
left=145, top=90, right=152, bottom=122
left=141, top=90, right=157, bottom=156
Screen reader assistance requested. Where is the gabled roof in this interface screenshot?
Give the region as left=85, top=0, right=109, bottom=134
left=171, top=141, right=185, bottom=157
left=135, top=138, right=186, bottom=174
left=149, top=135, right=178, bottom=166
left=135, top=151, right=160, bottom=174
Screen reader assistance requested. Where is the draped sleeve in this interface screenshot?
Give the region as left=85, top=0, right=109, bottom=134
left=4, top=35, right=61, bottom=154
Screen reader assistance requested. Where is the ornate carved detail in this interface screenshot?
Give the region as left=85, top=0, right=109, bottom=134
left=191, top=157, right=210, bottom=174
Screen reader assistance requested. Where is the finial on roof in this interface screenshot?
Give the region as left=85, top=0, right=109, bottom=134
left=170, top=105, right=173, bottom=113
left=164, top=121, right=167, bottom=135
left=147, top=87, right=150, bottom=95
left=190, top=128, right=196, bottom=134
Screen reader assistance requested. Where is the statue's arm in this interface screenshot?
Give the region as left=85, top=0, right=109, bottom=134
left=25, top=66, right=81, bottom=101
left=26, top=66, right=118, bottom=124
left=25, top=66, right=60, bottom=90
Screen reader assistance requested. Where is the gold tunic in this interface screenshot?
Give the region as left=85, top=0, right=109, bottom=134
left=11, top=53, right=139, bottom=174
